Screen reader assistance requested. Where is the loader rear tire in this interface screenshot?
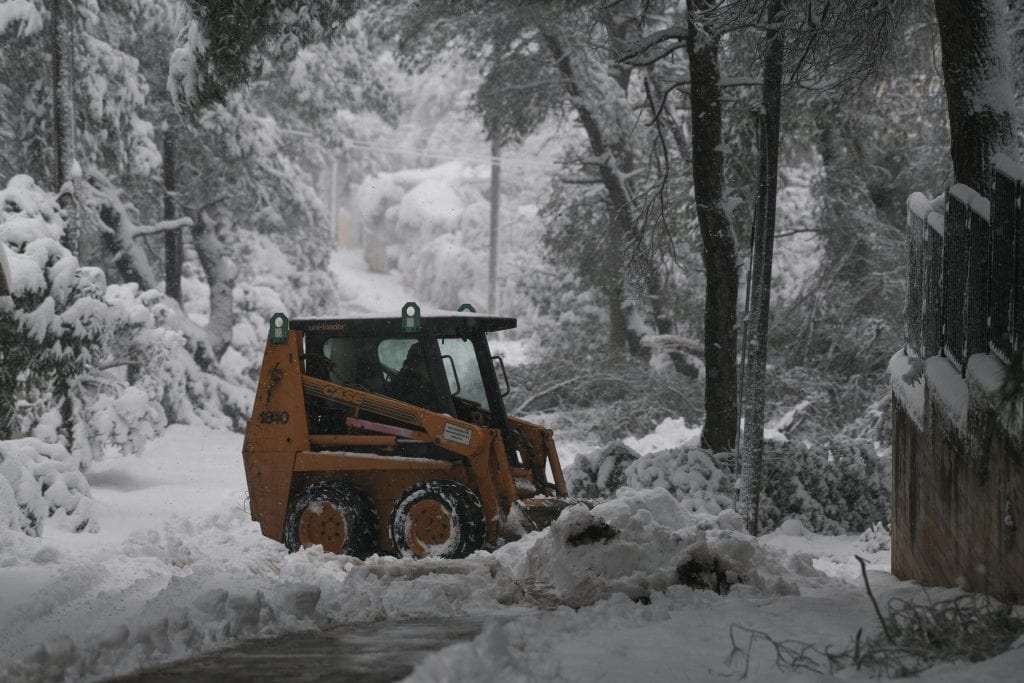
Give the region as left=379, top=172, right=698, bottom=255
left=284, top=481, right=378, bottom=558
left=389, top=480, right=485, bottom=559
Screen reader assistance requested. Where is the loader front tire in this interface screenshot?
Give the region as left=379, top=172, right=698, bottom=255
left=284, top=481, right=378, bottom=558
left=389, top=480, right=485, bottom=559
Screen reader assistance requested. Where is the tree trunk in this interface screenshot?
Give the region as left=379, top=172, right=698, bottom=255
left=542, top=32, right=633, bottom=356
left=50, top=0, right=79, bottom=257
left=163, top=127, right=183, bottom=302
left=934, top=0, right=1019, bottom=192
left=686, top=3, right=739, bottom=453
left=98, top=205, right=158, bottom=291
left=192, top=214, right=236, bottom=359
left=740, top=0, right=786, bottom=536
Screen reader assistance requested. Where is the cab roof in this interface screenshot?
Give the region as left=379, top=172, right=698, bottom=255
left=290, top=313, right=517, bottom=337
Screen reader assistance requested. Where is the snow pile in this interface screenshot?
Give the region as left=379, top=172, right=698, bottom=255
left=566, top=438, right=890, bottom=535
left=622, top=416, right=702, bottom=454
left=0, top=438, right=95, bottom=536
left=503, top=490, right=821, bottom=608
left=565, top=442, right=734, bottom=517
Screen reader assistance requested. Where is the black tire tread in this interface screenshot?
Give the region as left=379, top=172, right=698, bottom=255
left=283, top=480, right=378, bottom=558
left=389, top=480, right=485, bottom=559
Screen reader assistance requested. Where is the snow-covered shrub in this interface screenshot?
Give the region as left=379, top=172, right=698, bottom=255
left=567, top=442, right=735, bottom=514
left=564, top=442, right=639, bottom=499
left=101, top=282, right=251, bottom=437
left=566, top=437, right=890, bottom=535
left=1, top=175, right=250, bottom=469
left=0, top=175, right=106, bottom=443
left=0, top=438, right=96, bottom=535
left=758, top=439, right=891, bottom=535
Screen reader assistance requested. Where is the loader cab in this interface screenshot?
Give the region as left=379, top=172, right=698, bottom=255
left=295, top=309, right=516, bottom=434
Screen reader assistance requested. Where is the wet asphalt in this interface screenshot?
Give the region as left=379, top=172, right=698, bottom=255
left=104, top=616, right=489, bottom=682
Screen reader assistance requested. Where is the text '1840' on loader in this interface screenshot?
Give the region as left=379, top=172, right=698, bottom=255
left=242, top=303, right=572, bottom=559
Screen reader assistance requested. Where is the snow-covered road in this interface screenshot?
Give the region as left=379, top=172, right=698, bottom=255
left=2, top=421, right=1022, bottom=682
left=108, top=616, right=493, bottom=682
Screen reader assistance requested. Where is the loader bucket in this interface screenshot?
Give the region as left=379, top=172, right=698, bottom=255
left=504, top=497, right=599, bottom=536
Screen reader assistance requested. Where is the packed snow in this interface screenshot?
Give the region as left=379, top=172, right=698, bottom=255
left=2, top=419, right=1022, bottom=682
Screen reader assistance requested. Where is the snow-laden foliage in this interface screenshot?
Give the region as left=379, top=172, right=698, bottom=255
left=0, top=438, right=95, bottom=536
left=566, top=439, right=891, bottom=535
left=354, top=162, right=493, bottom=310
left=169, top=0, right=359, bottom=114
left=0, top=176, right=253, bottom=537
left=567, top=442, right=734, bottom=515
left=757, top=440, right=892, bottom=535
left=101, top=282, right=250, bottom=436
left=0, top=0, right=43, bottom=38
left=0, top=175, right=105, bottom=445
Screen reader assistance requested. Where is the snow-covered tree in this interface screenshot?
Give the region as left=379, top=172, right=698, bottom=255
left=168, top=0, right=359, bottom=114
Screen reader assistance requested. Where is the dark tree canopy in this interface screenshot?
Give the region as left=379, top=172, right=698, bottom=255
left=169, top=0, right=359, bottom=114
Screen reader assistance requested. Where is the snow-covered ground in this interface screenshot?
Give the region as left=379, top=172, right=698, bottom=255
left=4, top=422, right=1023, bottom=682
left=2, top=250, right=1023, bottom=682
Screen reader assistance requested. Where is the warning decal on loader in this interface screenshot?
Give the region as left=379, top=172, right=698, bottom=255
left=443, top=422, right=473, bottom=446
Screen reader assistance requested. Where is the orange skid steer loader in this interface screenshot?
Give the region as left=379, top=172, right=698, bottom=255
left=242, top=303, right=570, bottom=559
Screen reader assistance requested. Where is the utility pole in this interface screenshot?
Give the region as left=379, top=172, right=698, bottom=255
left=330, top=156, right=339, bottom=246
left=488, top=140, right=501, bottom=312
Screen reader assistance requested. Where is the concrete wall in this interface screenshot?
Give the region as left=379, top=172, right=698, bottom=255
left=891, top=356, right=1024, bottom=603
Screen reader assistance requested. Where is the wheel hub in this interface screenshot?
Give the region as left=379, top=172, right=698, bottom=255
left=407, top=499, right=452, bottom=557
left=298, top=502, right=348, bottom=553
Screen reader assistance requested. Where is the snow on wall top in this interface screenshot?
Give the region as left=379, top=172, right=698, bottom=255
left=994, top=153, right=1024, bottom=182
left=949, top=183, right=979, bottom=206
left=925, top=356, right=968, bottom=433
left=971, top=195, right=991, bottom=223
left=889, top=350, right=925, bottom=429
left=907, top=192, right=934, bottom=221
left=949, top=183, right=992, bottom=222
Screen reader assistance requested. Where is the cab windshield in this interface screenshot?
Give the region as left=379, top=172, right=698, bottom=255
left=438, top=337, right=488, bottom=409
